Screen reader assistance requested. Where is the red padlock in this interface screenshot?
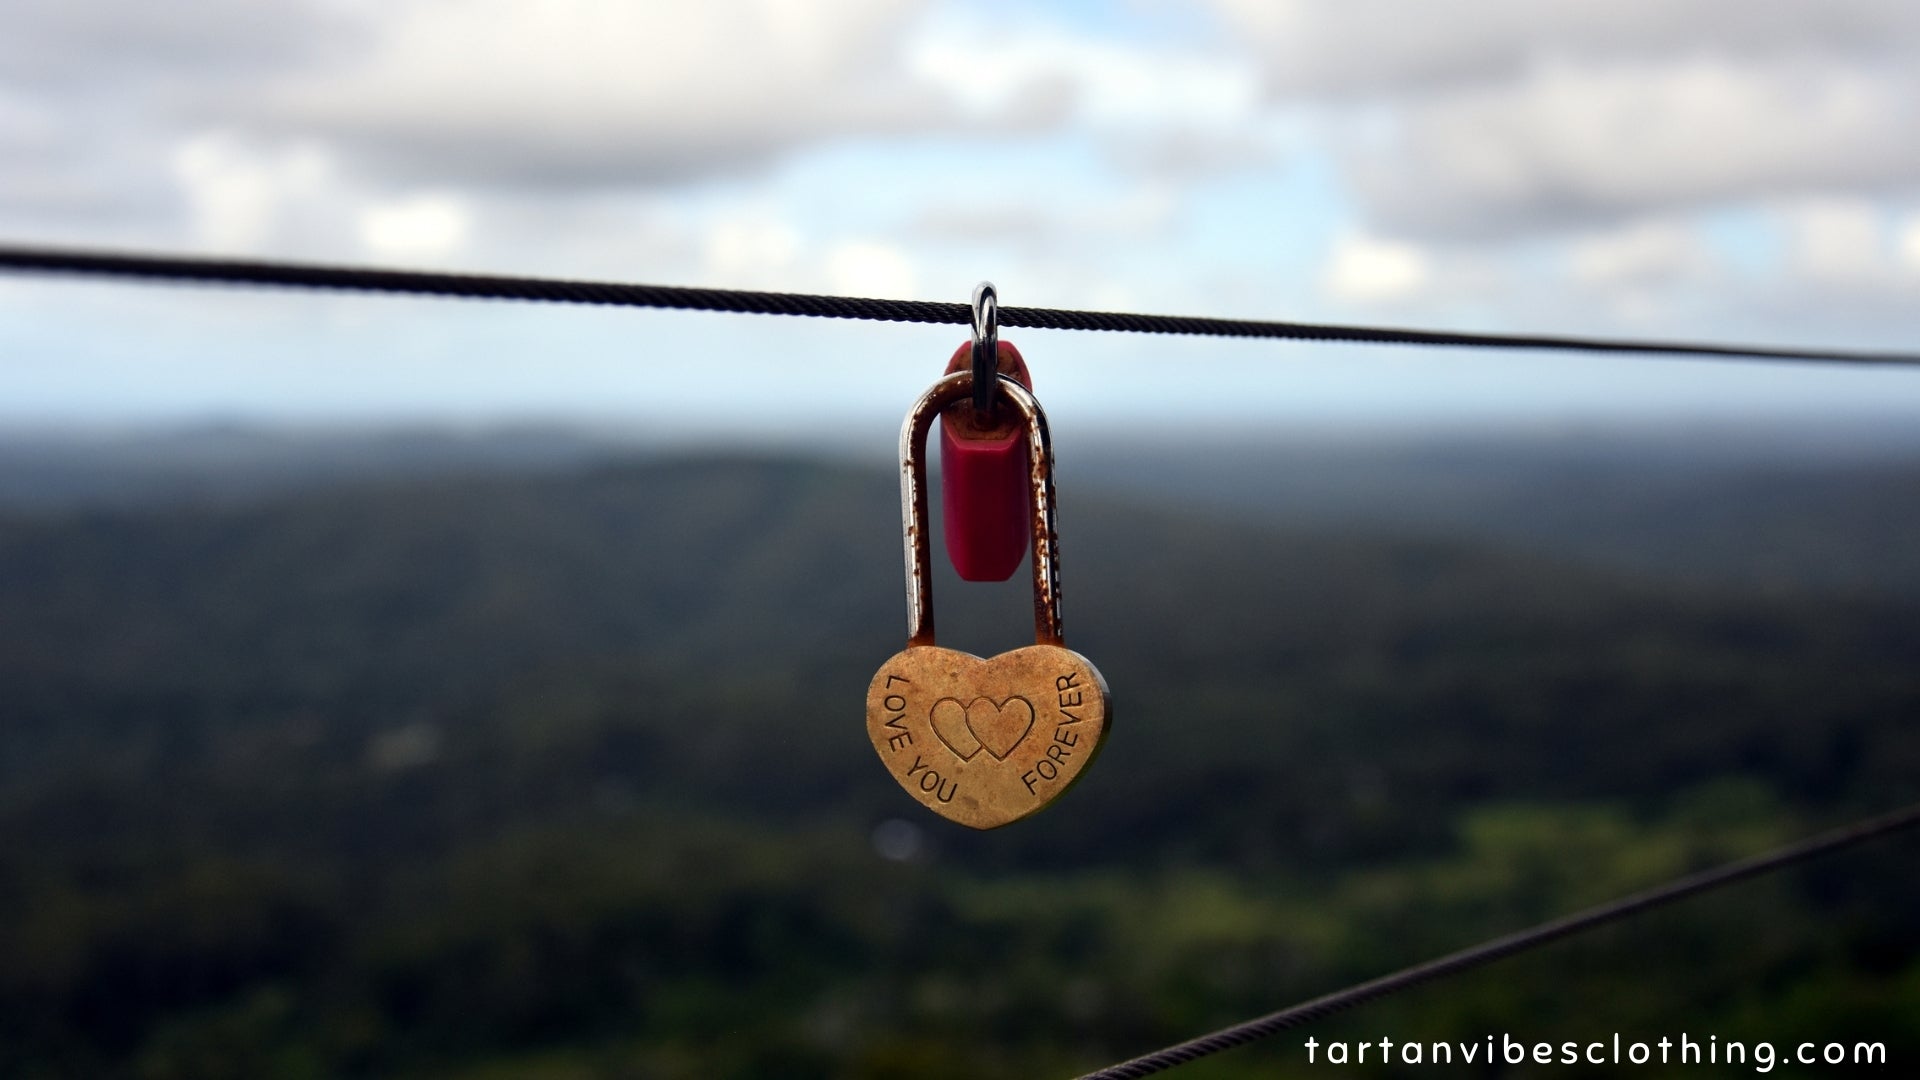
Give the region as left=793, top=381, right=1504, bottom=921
left=940, top=339, right=1034, bottom=581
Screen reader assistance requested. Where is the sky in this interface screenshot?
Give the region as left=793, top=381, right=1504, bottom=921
left=4, top=0, right=1920, bottom=439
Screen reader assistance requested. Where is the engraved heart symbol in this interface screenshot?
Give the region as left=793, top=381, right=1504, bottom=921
left=929, top=696, right=1034, bottom=762
left=927, top=698, right=981, bottom=760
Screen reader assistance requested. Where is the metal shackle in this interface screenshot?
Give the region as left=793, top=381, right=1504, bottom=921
left=970, top=281, right=999, bottom=418
left=898, top=369, right=1062, bottom=649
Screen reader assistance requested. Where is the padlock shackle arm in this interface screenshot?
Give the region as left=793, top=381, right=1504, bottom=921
left=898, top=370, right=1063, bottom=649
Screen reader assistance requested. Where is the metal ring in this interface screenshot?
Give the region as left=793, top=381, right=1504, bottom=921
left=970, top=281, right=998, bottom=417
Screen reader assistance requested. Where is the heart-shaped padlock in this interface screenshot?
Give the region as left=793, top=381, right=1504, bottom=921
left=867, top=369, right=1110, bottom=829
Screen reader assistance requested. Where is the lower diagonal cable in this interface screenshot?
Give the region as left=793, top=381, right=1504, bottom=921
left=1073, top=800, right=1920, bottom=1080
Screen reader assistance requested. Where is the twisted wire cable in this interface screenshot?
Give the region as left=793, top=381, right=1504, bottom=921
left=1073, top=800, right=1920, bottom=1079
left=3, top=244, right=1917, bottom=365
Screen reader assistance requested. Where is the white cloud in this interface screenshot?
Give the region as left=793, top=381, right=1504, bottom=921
left=909, top=20, right=1258, bottom=130
left=1781, top=198, right=1885, bottom=282
left=1348, top=55, right=1920, bottom=239
left=824, top=240, right=917, bottom=299
left=171, top=132, right=335, bottom=251
left=1210, top=1, right=1920, bottom=239
left=702, top=217, right=803, bottom=285
left=911, top=185, right=1179, bottom=252
left=0, top=93, right=54, bottom=145
left=691, top=217, right=917, bottom=298
left=1902, top=215, right=1920, bottom=272
left=358, top=193, right=470, bottom=261
left=1323, top=234, right=1429, bottom=303
left=1567, top=220, right=1715, bottom=288
left=0, top=0, right=353, bottom=93
left=908, top=14, right=1272, bottom=182
left=263, top=0, right=945, bottom=188
left=1213, top=0, right=1920, bottom=98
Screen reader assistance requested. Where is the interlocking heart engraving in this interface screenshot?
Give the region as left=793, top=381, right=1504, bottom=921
left=867, top=370, right=1110, bottom=829
left=929, top=694, right=1032, bottom=761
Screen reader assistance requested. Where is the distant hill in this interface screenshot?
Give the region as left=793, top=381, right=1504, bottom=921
left=1071, top=424, right=1920, bottom=597
left=4, top=455, right=1915, bottom=859
left=2, top=454, right=1917, bottom=1077
left=0, top=424, right=649, bottom=508
left=11, top=421, right=1920, bottom=600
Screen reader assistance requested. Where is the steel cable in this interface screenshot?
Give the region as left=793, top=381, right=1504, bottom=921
left=1072, top=799, right=1920, bottom=1079
left=3, top=243, right=1919, bottom=366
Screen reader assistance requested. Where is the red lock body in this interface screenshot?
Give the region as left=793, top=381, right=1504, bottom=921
left=940, top=340, right=1033, bottom=582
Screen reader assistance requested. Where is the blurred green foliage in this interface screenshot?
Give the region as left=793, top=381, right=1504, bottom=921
left=0, top=457, right=1916, bottom=1078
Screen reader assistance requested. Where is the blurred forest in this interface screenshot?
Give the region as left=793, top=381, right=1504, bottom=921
left=1, top=433, right=1917, bottom=1078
